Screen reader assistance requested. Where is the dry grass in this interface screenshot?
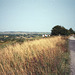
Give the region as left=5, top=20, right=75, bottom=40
left=0, top=36, right=69, bottom=75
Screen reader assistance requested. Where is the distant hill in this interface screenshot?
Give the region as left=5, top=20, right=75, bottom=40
left=0, top=31, right=50, bottom=34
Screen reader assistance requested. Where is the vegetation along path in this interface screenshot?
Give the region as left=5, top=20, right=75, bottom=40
left=69, top=36, right=75, bottom=75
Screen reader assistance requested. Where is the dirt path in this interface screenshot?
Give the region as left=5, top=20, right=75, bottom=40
left=69, top=36, right=75, bottom=75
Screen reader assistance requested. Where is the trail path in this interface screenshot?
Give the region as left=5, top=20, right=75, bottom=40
left=69, top=36, right=75, bottom=75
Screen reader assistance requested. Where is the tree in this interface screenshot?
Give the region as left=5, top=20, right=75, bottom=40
left=69, top=28, right=75, bottom=34
left=51, top=25, right=69, bottom=35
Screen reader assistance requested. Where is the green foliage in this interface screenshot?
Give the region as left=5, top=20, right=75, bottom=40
left=51, top=25, right=75, bottom=35
left=16, top=38, right=25, bottom=43
left=69, top=28, right=75, bottom=34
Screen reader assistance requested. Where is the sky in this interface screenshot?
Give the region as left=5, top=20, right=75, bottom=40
left=0, top=0, right=75, bottom=32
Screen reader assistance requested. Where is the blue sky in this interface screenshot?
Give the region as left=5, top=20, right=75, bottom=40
left=0, top=0, right=75, bottom=32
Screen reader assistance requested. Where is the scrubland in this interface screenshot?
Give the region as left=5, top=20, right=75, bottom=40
left=0, top=36, right=69, bottom=75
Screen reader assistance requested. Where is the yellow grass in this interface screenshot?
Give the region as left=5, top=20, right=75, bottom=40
left=0, top=36, right=69, bottom=75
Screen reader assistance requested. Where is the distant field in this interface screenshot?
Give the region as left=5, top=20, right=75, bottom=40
left=0, top=33, right=43, bottom=49
left=0, top=36, right=70, bottom=75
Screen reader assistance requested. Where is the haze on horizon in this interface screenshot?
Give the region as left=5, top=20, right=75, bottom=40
left=0, top=0, right=75, bottom=32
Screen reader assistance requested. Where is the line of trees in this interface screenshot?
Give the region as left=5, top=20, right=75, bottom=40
left=51, top=25, right=75, bottom=36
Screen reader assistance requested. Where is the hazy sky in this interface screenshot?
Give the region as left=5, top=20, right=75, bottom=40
left=0, top=0, right=75, bottom=32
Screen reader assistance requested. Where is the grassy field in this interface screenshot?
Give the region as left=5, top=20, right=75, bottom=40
left=0, top=36, right=42, bottom=49
left=0, top=36, right=70, bottom=75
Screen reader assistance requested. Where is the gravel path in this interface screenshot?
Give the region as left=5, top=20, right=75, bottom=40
left=69, top=36, right=75, bottom=75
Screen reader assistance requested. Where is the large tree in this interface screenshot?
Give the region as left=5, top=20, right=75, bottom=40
left=69, top=28, right=75, bottom=34
left=51, top=25, right=69, bottom=35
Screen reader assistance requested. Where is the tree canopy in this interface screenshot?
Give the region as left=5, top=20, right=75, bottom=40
left=51, top=25, right=75, bottom=35
left=69, top=28, right=75, bottom=34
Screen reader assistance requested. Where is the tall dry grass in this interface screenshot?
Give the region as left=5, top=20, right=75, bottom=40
left=0, top=36, right=69, bottom=75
